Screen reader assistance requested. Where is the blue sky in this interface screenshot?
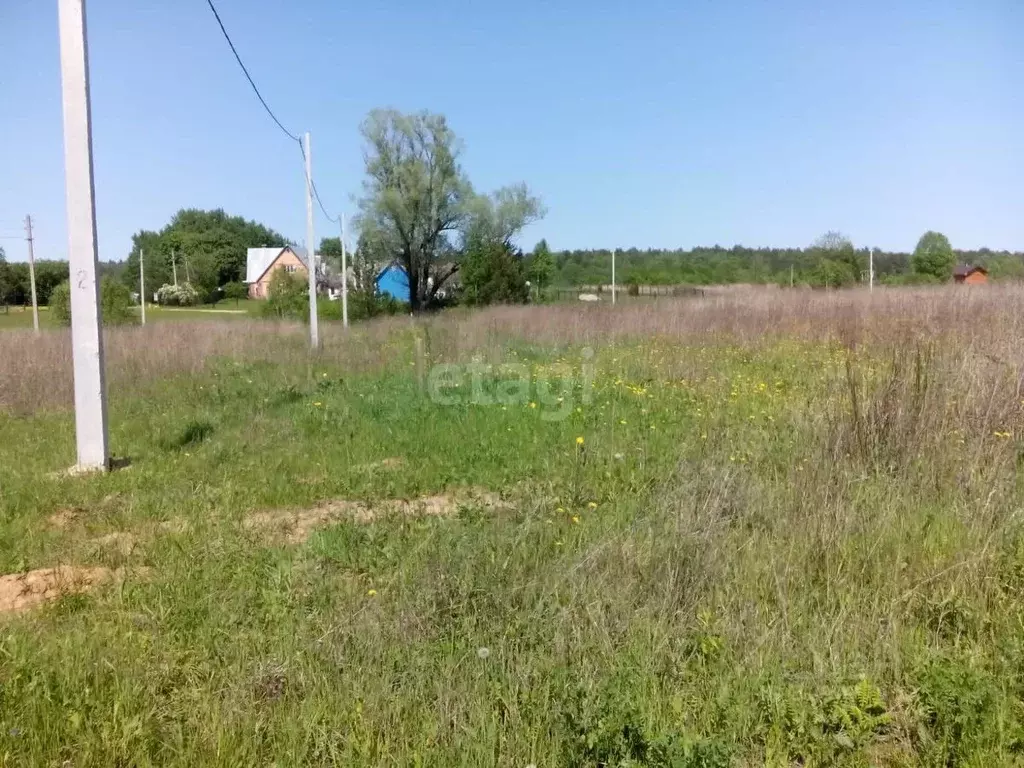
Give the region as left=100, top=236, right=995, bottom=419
left=1, top=0, right=1021, bottom=263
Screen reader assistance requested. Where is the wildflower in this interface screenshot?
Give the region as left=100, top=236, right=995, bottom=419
left=322, top=372, right=328, bottom=378
left=614, top=453, right=624, bottom=460
left=556, top=507, right=565, bottom=513
left=529, top=402, right=537, bottom=409
left=313, top=401, right=323, bottom=407
left=571, top=515, right=580, bottom=524
left=576, top=436, right=585, bottom=446
left=367, top=589, right=377, bottom=597
left=554, top=540, right=564, bottom=547
left=477, top=647, right=490, bottom=660
left=587, top=501, right=598, bottom=510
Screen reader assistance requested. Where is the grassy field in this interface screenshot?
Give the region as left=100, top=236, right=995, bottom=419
left=1, top=287, right=1023, bottom=765
left=0, top=300, right=259, bottom=330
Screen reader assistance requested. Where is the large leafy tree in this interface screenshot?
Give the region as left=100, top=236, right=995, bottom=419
left=911, top=231, right=955, bottom=281
left=123, top=209, right=287, bottom=302
left=356, top=109, right=543, bottom=311
left=809, top=231, right=860, bottom=287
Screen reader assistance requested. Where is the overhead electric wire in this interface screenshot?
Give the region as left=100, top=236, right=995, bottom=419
left=204, top=0, right=301, bottom=144
left=205, top=0, right=341, bottom=227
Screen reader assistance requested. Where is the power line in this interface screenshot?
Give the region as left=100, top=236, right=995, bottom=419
left=298, top=142, right=339, bottom=223
left=205, top=0, right=340, bottom=227
left=204, top=0, right=301, bottom=144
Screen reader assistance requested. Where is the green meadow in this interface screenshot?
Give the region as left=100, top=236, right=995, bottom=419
left=0, top=288, right=1023, bottom=766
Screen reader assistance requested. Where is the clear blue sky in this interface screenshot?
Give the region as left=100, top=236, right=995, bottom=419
left=1, top=0, right=1021, bottom=263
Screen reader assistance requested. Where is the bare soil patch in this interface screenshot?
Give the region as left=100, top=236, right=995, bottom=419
left=245, top=487, right=509, bottom=544
left=90, top=532, right=138, bottom=556
left=0, top=566, right=114, bottom=614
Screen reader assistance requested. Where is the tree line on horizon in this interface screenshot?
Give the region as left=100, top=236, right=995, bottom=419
left=546, top=236, right=1024, bottom=289
left=2, top=107, right=1022, bottom=312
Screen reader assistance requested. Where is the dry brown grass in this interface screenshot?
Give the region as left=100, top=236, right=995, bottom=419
left=4, top=285, right=1024, bottom=415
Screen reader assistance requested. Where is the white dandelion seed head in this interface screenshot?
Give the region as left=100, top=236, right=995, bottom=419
left=476, top=646, right=490, bottom=660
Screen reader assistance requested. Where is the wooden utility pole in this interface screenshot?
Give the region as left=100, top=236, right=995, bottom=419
left=139, top=247, right=146, bottom=325
left=790, top=264, right=794, bottom=288
left=304, top=132, right=319, bottom=347
left=340, top=213, right=348, bottom=328
left=24, top=215, right=39, bottom=333
left=58, top=0, right=109, bottom=471
left=171, top=249, right=178, bottom=287
left=869, top=248, right=875, bottom=292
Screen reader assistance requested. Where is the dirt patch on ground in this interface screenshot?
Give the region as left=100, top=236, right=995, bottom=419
left=90, top=532, right=138, bottom=556
left=0, top=566, right=114, bottom=614
left=245, top=487, right=509, bottom=544
left=356, top=457, right=406, bottom=472
left=154, top=517, right=191, bottom=535
left=47, top=508, right=81, bottom=530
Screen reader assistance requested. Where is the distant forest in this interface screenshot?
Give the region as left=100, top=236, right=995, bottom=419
left=550, top=245, right=1024, bottom=287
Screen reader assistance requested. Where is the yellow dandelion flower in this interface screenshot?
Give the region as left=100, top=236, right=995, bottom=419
left=587, top=501, right=598, bottom=510
left=313, top=401, right=323, bottom=407
left=529, top=402, right=537, bottom=409
left=367, top=589, right=377, bottom=597
left=576, top=436, right=585, bottom=446
left=571, top=515, right=581, bottom=524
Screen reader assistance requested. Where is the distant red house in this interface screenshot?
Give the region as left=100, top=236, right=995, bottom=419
left=953, top=265, right=988, bottom=285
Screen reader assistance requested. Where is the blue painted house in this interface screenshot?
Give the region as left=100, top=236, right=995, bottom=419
left=376, top=263, right=410, bottom=302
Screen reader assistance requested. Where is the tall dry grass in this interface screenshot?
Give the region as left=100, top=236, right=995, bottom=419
left=3, top=285, right=1024, bottom=415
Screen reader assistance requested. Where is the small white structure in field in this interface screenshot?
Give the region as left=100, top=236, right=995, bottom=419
left=578, top=293, right=600, bottom=302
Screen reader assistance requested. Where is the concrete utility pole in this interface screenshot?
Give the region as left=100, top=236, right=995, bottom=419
left=340, top=213, right=348, bottom=328
left=58, top=0, right=109, bottom=471
left=304, top=131, right=319, bottom=347
left=24, top=215, right=39, bottom=333
left=139, top=248, right=146, bottom=325
left=869, top=248, right=875, bottom=292
left=171, top=249, right=178, bottom=286
left=790, top=263, right=794, bottom=288
left=611, top=248, right=617, bottom=305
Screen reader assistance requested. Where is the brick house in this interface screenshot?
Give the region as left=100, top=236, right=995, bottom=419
left=953, top=265, right=988, bottom=285
left=245, top=246, right=310, bottom=299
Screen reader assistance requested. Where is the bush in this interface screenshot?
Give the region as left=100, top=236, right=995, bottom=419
left=156, top=283, right=199, bottom=307
left=222, top=281, right=248, bottom=304
left=260, top=269, right=309, bottom=320
left=50, top=277, right=137, bottom=326
left=50, top=281, right=71, bottom=325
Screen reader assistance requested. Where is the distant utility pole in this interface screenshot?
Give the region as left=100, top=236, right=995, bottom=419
left=171, top=249, right=178, bottom=286
left=611, top=248, right=617, bottom=305
left=58, top=0, right=109, bottom=471
left=139, top=248, right=146, bottom=325
left=304, top=131, right=319, bottom=348
left=340, top=213, right=348, bottom=328
left=790, top=263, right=794, bottom=288
left=869, top=248, right=875, bottom=292
left=24, top=215, right=39, bottom=333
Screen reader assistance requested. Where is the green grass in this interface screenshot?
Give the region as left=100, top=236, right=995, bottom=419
left=1, top=298, right=1023, bottom=765
left=0, top=300, right=261, bottom=330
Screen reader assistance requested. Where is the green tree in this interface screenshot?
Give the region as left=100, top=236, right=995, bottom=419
left=261, top=268, right=308, bottom=320
left=527, top=238, right=555, bottom=296
left=809, top=231, right=860, bottom=286
left=461, top=239, right=529, bottom=306
left=222, top=281, right=248, bottom=305
left=911, top=231, right=955, bottom=281
left=50, top=278, right=136, bottom=326
left=357, top=108, right=543, bottom=311
left=0, top=249, right=11, bottom=311
left=123, top=209, right=287, bottom=297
